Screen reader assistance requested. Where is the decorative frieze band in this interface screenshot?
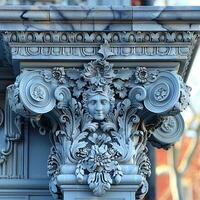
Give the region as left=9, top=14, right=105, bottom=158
left=10, top=45, right=191, bottom=58
left=3, top=31, right=196, bottom=43
left=2, top=31, right=197, bottom=80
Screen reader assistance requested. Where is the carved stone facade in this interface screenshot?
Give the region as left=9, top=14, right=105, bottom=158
left=0, top=6, right=199, bottom=200
left=6, top=40, right=191, bottom=199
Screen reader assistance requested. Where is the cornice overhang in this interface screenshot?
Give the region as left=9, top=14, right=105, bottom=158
left=0, top=6, right=199, bottom=80
left=1, top=6, right=200, bottom=30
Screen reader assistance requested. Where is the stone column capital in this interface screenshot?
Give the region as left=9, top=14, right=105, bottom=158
left=7, top=41, right=191, bottom=199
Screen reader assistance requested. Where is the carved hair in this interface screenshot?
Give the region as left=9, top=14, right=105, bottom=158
left=82, top=85, right=115, bottom=111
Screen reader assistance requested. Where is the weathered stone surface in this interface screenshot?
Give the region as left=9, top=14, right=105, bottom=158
left=0, top=5, right=199, bottom=200
left=7, top=40, right=191, bottom=199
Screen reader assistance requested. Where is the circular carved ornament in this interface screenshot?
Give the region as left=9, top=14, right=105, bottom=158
left=151, top=114, right=184, bottom=145
left=19, top=71, right=56, bottom=114
left=144, top=71, right=180, bottom=114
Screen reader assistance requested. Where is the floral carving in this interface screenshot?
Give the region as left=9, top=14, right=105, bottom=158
left=178, top=76, right=191, bottom=111
left=154, top=86, right=169, bottom=101
left=8, top=41, right=191, bottom=200
left=82, top=60, right=115, bottom=86
left=76, top=143, right=123, bottom=196
left=98, top=40, right=114, bottom=59
left=135, top=67, right=158, bottom=84
left=31, top=86, right=46, bottom=101
left=135, top=67, right=148, bottom=83
left=52, top=67, right=66, bottom=84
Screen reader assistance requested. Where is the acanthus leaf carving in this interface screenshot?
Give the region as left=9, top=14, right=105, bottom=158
left=8, top=40, right=191, bottom=199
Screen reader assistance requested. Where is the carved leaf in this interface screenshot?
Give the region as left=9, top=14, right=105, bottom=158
left=116, top=88, right=127, bottom=98
left=66, top=68, right=80, bottom=80
left=71, top=131, right=88, bottom=150
left=98, top=41, right=114, bottom=59
left=118, top=116, right=124, bottom=132
left=82, top=122, right=98, bottom=132
left=115, top=68, right=133, bottom=80
left=112, top=141, right=126, bottom=158
left=55, top=130, right=66, bottom=137
left=88, top=172, right=112, bottom=196
left=77, top=79, right=86, bottom=89
left=126, top=111, right=140, bottom=139
left=113, top=79, right=124, bottom=90
left=75, top=162, right=85, bottom=183
left=47, top=147, right=62, bottom=177
left=71, top=141, right=88, bottom=157
left=88, top=172, right=96, bottom=189
left=101, top=121, right=117, bottom=132
left=122, top=99, right=131, bottom=109
left=73, top=87, right=82, bottom=98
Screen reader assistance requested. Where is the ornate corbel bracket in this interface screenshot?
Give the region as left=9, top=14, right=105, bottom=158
left=8, top=41, right=191, bottom=199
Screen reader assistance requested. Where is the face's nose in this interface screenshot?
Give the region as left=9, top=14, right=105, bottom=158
left=95, top=100, right=103, bottom=111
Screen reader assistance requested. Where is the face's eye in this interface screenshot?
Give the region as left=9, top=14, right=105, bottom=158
left=101, top=99, right=109, bottom=105
left=89, top=100, right=96, bottom=105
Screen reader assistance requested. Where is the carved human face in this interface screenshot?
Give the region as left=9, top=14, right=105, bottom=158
left=87, top=94, right=111, bottom=121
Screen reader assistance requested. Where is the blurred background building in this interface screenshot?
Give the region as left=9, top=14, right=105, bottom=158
left=0, top=0, right=199, bottom=200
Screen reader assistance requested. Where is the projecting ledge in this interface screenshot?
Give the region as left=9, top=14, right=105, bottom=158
left=0, top=6, right=200, bottom=31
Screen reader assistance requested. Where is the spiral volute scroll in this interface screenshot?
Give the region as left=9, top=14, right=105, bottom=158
left=19, top=71, right=56, bottom=114
left=144, top=71, right=180, bottom=114
left=151, top=114, right=184, bottom=146
left=54, top=86, right=72, bottom=109
left=128, top=86, right=147, bottom=103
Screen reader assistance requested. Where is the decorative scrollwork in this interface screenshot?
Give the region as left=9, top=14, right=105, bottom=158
left=54, top=86, right=71, bottom=109
left=149, top=114, right=184, bottom=149
left=8, top=40, right=191, bottom=199
left=144, top=71, right=180, bottom=114
left=176, top=76, right=191, bottom=112
left=19, top=71, right=56, bottom=114
left=128, top=86, right=147, bottom=104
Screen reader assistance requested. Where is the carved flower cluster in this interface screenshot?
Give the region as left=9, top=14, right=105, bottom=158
left=52, top=67, right=66, bottom=84
left=86, top=145, right=112, bottom=172
left=82, top=60, right=115, bottom=86
left=135, top=67, right=158, bottom=84
left=76, top=143, right=123, bottom=196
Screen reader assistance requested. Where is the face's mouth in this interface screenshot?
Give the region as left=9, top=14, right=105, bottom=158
left=94, top=112, right=105, bottom=120
left=95, top=111, right=104, bottom=116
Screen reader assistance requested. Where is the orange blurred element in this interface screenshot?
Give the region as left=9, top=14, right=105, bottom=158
left=132, top=0, right=142, bottom=6
left=156, top=135, right=200, bottom=200
left=157, top=174, right=172, bottom=200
